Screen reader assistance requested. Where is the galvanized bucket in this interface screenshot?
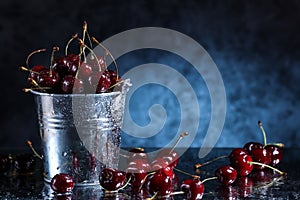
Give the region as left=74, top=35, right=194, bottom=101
left=31, top=79, right=131, bottom=186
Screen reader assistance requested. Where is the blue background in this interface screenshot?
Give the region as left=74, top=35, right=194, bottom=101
left=0, top=0, right=299, bottom=149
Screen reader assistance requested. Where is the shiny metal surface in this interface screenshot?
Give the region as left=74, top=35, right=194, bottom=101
left=31, top=80, right=131, bottom=186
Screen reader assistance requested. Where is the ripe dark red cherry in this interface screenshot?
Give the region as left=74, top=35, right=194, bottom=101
left=96, top=70, right=111, bottom=93
left=229, top=149, right=253, bottom=176
left=215, top=166, right=237, bottom=185
left=180, top=179, right=204, bottom=200
left=14, top=153, right=36, bottom=174
left=0, top=154, right=11, bottom=173
left=77, top=62, right=93, bottom=79
left=27, top=65, right=47, bottom=85
left=99, top=168, right=127, bottom=191
left=37, top=69, right=60, bottom=91
left=243, top=142, right=263, bottom=155
left=250, top=148, right=272, bottom=170
left=50, top=173, right=74, bottom=194
left=146, top=171, right=173, bottom=197
left=264, top=145, right=283, bottom=166
left=151, top=157, right=174, bottom=179
left=156, top=149, right=179, bottom=168
left=61, top=75, right=84, bottom=94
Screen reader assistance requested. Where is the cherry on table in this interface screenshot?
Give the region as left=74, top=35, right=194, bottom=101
left=50, top=173, right=74, bottom=194
left=146, top=171, right=173, bottom=197
left=180, top=179, right=204, bottom=200
left=229, top=149, right=253, bottom=176
left=215, top=165, right=237, bottom=185
left=250, top=148, right=272, bottom=170
left=264, top=145, right=283, bottom=166
left=243, top=142, right=263, bottom=155
left=99, top=167, right=127, bottom=191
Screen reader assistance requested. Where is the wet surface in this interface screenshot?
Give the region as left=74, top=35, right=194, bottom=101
left=0, top=148, right=299, bottom=199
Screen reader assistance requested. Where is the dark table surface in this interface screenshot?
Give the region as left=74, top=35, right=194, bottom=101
left=0, top=147, right=299, bottom=199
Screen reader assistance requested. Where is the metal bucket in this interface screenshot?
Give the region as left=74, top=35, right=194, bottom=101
left=31, top=79, right=131, bottom=186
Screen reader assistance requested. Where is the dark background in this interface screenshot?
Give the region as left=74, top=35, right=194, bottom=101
left=0, top=0, right=299, bottom=149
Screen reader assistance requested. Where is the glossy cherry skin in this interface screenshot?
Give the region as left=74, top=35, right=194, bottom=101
left=181, top=179, right=204, bottom=200
left=243, top=142, right=263, bottom=155
left=97, top=70, right=111, bottom=93
left=37, top=69, right=60, bottom=91
left=27, top=65, right=47, bottom=85
left=50, top=173, right=74, bottom=194
left=99, top=168, right=127, bottom=191
left=61, top=75, right=84, bottom=94
left=251, top=148, right=272, bottom=170
left=215, top=166, right=237, bottom=185
left=156, top=149, right=179, bottom=168
left=88, top=71, right=111, bottom=93
left=146, top=171, right=173, bottom=197
left=0, top=154, right=11, bottom=173
left=126, top=158, right=151, bottom=193
left=264, top=145, right=283, bottom=166
left=77, top=62, right=93, bottom=79
left=52, top=54, right=79, bottom=77
left=229, top=149, right=253, bottom=176
left=229, top=148, right=247, bottom=160
left=14, top=153, right=36, bottom=174
left=151, top=157, right=174, bottom=179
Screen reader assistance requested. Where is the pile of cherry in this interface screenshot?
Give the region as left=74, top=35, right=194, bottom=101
left=20, top=22, right=121, bottom=94
left=47, top=122, right=286, bottom=199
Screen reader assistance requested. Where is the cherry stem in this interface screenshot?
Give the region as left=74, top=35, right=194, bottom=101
left=248, top=161, right=286, bottom=175
left=170, top=132, right=189, bottom=154
left=77, top=38, right=102, bottom=72
left=26, top=48, right=46, bottom=68
left=50, top=46, right=59, bottom=76
left=65, top=33, right=78, bottom=56
left=26, top=140, right=43, bottom=160
left=267, top=143, right=284, bottom=148
left=173, top=167, right=200, bottom=179
left=108, top=79, right=125, bottom=91
left=92, top=37, right=119, bottom=78
left=258, top=120, right=267, bottom=146
left=194, top=155, right=228, bottom=169
left=202, top=176, right=218, bottom=183
left=19, top=66, right=39, bottom=74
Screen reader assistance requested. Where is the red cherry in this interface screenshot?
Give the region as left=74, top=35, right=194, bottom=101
left=229, top=149, right=253, bottom=176
left=61, top=75, right=84, bottom=94
left=264, top=145, right=283, bottom=166
left=151, top=157, right=174, bottom=179
left=243, top=142, right=263, bottom=155
left=229, top=148, right=247, bottom=160
left=27, top=65, right=47, bottom=85
left=250, top=148, right=272, bottom=170
left=180, top=179, right=204, bottom=200
left=215, top=166, right=237, bottom=185
left=99, top=168, right=127, bottom=191
left=50, top=173, right=74, bottom=194
left=37, top=69, right=60, bottom=91
left=146, top=171, right=173, bottom=197
left=156, top=149, right=179, bottom=168
left=88, top=71, right=111, bottom=93
left=77, top=62, right=92, bottom=79
left=249, top=170, right=273, bottom=184
left=97, top=70, right=111, bottom=93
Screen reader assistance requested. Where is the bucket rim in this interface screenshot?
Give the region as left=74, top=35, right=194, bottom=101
left=30, top=79, right=131, bottom=97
